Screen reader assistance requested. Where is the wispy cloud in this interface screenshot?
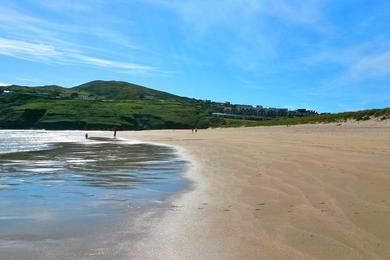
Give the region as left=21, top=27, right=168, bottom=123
left=346, top=50, right=390, bottom=81
left=304, top=40, right=390, bottom=91
left=0, top=37, right=160, bottom=73
left=0, top=4, right=140, bottom=50
left=0, top=83, right=12, bottom=87
left=0, top=3, right=162, bottom=74
left=0, top=38, right=62, bottom=62
left=72, top=53, right=159, bottom=72
left=146, top=0, right=330, bottom=72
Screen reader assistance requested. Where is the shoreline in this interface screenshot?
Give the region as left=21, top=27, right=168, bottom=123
left=118, top=122, right=390, bottom=259
left=0, top=131, right=190, bottom=260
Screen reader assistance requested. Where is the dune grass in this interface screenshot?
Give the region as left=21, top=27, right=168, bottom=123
left=221, top=108, right=390, bottom=128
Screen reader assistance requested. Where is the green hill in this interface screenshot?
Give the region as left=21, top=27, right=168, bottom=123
left=0, top=81, right=215, bottom=130
left=0, top=80, right=388, bottom=130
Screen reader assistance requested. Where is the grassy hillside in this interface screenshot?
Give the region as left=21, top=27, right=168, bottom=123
left=0, top=81, right=214, bottom=130
left=0, top=80, right=388, bottom=130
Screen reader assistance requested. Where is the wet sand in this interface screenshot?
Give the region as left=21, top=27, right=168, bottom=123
left=120, top=121, right=390, bottom=259
left=0, top=134, right=187, bottom=260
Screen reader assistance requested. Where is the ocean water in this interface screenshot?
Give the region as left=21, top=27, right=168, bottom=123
left=0, top=130, right=188, bottom=259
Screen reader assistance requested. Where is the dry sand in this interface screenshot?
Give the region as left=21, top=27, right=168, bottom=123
left=121, top=121, right=390, bottom=259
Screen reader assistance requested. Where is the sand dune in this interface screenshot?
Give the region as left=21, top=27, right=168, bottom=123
left=121, top=122, right=390, bottom=259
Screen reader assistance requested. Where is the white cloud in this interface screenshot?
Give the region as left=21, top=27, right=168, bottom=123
left=0, top=37, right=160, bottom=74
left=0, top=38, right=62, bottom=60
left=0, top=3, right=154, bottom=73
left=0, top=83, right=12, bottom=86
left=0, top=5, right=139, bottom=51
left=72, top=54, right=158, bottom=72
left=347, top=51, right=390, bottom=81
left=304, top=40, right=390, bottom=86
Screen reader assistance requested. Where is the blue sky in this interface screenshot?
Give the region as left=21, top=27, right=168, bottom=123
left=0, top=0, right=389, bottom=112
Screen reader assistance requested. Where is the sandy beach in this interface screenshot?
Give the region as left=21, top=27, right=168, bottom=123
left=119, top=121, right=390, bottom=259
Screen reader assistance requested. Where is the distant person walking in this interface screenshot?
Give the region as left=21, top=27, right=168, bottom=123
left=85, top=133, right=88, bottom=139
left=114, top=129, right=117, bottom=138
left=192, top=128, right=194, bottom=134
left=195, top=128, right=198, bottom=133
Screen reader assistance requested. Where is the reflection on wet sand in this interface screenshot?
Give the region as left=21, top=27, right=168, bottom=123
left=0, top=137, right=184, bottom=189
left=0, top=136, right=187, bottom=259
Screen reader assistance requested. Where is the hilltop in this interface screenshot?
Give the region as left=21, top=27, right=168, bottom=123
left=0, top=80, right=388, bottom=130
